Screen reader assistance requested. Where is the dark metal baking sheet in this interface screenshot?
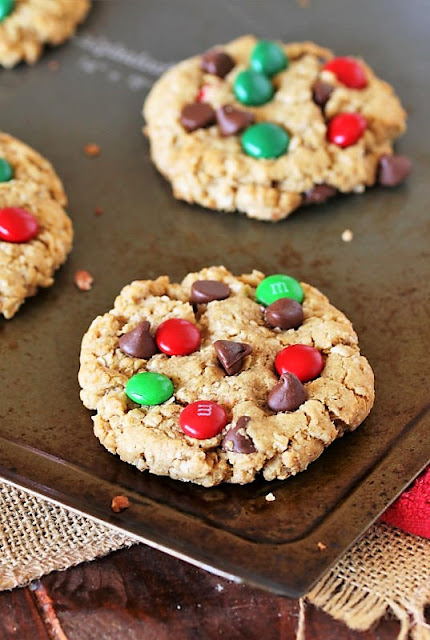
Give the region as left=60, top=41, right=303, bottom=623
left=0, top=0, right=429, bottom=597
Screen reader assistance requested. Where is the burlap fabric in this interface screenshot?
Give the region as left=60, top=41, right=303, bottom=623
left=1, top=481, right=429, bottom=639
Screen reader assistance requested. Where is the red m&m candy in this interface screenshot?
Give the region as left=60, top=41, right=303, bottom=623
left=179, top=400, right=228, bottom=439
left=323, top=57, right=367, bottom=89
left=156, top=318, right=201, bottom=356
left=327, top=113, right=366, bottom=148
left=0, top=207, right=39, bottom=243
left=275, top=345, right=323, bottom=382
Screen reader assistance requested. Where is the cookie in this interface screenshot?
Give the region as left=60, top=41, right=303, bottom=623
left=143, top=36, right=411, bottom=221
left=0, top=180, right=73, bottom=318
left=0, top=0, right=91, bottom=68
left=79, top=266, right=374, bottom=486
left=0, top=132, right=67, bottom=206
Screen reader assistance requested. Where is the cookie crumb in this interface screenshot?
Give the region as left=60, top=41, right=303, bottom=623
left=341, top=229, right=354, bottom=242
left=48, top=60, right=60, bottom=71
left=111, top=495, right=130, bottom=513
left=74, top=270, right=94, bottom=291
left=265, top=492, right=276, bottom=502
left=84, top=143, right=101, bottom=157
left=94, top=206, right=103, bottom=216
left=317, top=541, right=327, bottom=551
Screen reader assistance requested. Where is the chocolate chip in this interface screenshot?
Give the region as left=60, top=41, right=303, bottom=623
left=303, top=184, right=337, bottom=205
left=180, top=103, right=216, bottom=132
left=267, top=373, right=307, bottom=412
left=265, top=298, right=304, bottom=330
left=312, top=79, right=333, bottom=107
left=222, top=416, right=256, bottom=454
left=378, top=154, right=412, bottom=186
left=201, top=49, right=235, bottom=78
left=190, top=280, right=231, bottom=303
left=119, top=321, right=158, bottom=359
left=214, top=340, right=252, bottom=375
left=216, top=105, right=254, bottom=136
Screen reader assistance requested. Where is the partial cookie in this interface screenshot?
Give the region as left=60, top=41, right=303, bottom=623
left=143, top=36, right=411, bottom=221
left=0, top=0, right=91, bottom=68
left=0, top=180, right=73, bottom=318
left=79, top=266, right=374, bottom=486
left=0, top=132, right=67, bottom=206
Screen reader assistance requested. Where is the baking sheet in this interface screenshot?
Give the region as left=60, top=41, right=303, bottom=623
left=0, top=0, right=429, bottom=596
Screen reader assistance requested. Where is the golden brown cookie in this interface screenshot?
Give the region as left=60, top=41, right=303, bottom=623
left=79, top=266, right=374, bottom=486
left=0, top=0, right=91, bottom=68
left=0, top=132, right=67, bottom=205
left=143, top=36, right=410, bottom=221
left=0, top=180, right=73, bottom=318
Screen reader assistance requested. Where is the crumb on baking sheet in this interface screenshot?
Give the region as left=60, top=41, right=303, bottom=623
left=74, top=270, right=94, bottom=291
left=94, top=206, right=103, bottom=216
left=84, top=143, right=101, bottom=157
left=265, top=492, right=276, bottom=502
left=317, top=541, right=327, bottom=551
left=111, top=495, right=130, bottom=513
left=48, top=60, right=60, bottom=71
left=341, top=229, right=354, bottom=242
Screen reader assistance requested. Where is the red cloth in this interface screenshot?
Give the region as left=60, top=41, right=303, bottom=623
left=379, top=466, right=430, bottom=539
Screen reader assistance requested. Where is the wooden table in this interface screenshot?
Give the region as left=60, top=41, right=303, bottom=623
left=0, top=544, right=401, bottom=639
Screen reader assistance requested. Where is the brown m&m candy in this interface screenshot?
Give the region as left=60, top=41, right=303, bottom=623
left=201, top=49, right=235, bottom=78
left=216, top=105, right=254, bottom=136
left=190, top=280, right=230, bottom=303
left=214, top=340, right=252, bottom=375
left=264, top=298, right=304, bottom=330
left=222, top=416, right=256, bottom=453
left=119, top=321, right=158, bottom=359
left=377, top=154, right=412, bottom=186
left=180, top=103, right=216, bottom=132
left=267, top=372, right=307, bottom=412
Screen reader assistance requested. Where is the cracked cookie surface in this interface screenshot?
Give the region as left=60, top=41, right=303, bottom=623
left=79, top=266, right=374, bottom=486
left=0, top=0, right=91, bottom=68
left=143, top=36, right=407, bottom=221
left=0, top=180, right=73, bottom=318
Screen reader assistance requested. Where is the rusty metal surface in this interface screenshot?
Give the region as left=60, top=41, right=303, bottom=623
left=0, top=0, right=428, bottom=596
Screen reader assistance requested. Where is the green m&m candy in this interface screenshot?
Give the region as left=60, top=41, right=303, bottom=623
left=126, top=371, right=174, bottom=406
left=241, top=122, right=289, bottom=159
left=256, top=274, right=304, bottom=306
left=233, top=69, right=274, bottom=106
left=0, top=0, right=14, bottom=21
left=250, top=40, right=288, bottom=77
left=0, top=158, right=13, bottom=182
